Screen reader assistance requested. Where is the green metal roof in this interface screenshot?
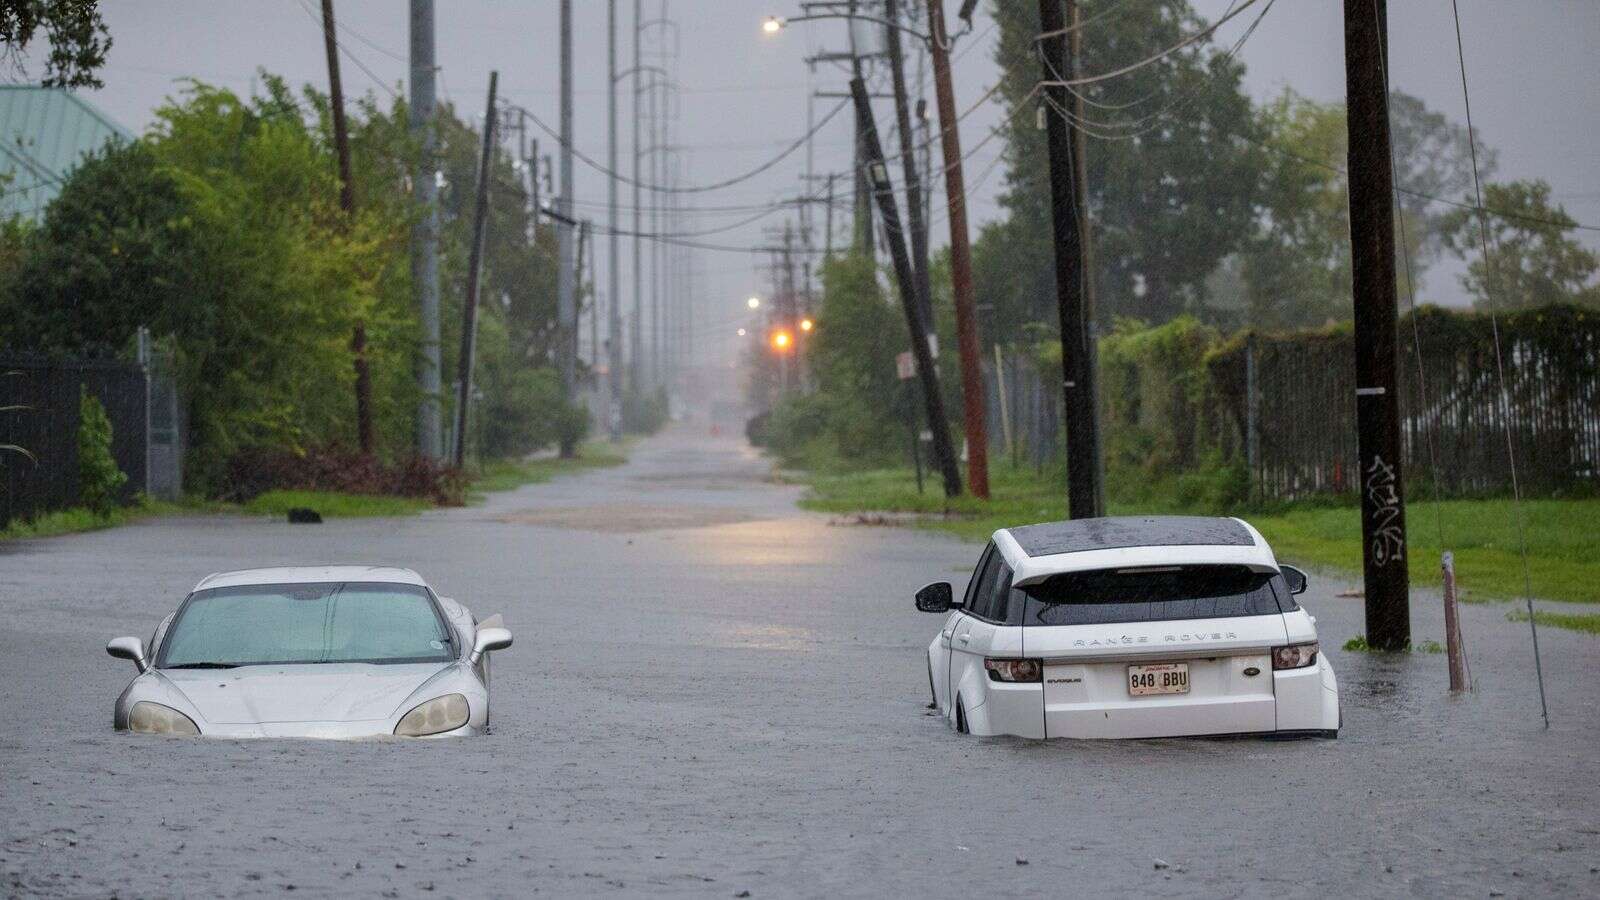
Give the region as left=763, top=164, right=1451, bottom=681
left=0, top=86, right=133, bottom=222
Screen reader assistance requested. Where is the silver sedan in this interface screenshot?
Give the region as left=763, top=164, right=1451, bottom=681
left=106, top=566, right=512, bottom=738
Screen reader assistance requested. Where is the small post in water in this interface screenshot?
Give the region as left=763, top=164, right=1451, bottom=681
left=1441, top=551, right=1468, bottom=693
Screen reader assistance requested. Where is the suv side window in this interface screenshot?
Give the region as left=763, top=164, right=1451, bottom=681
left=962, top=544, right=998, bottom=610
left=968, top=560, right=1012, bottom=623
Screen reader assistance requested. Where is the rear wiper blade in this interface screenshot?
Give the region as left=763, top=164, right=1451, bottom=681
left=165, top=662, right=240, bottom=669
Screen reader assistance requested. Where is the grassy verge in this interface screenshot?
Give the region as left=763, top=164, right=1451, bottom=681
left=242, top=490, right=435, bottom=518
left=797, top=462, right=1600, bottom=605
left=0, top=496, right=202, bottom=540
left=467, top=440, right=629, bottom=500
left=1507, top=609, right=1600, bottom=636
left=2, top=442, right=633, bottom=541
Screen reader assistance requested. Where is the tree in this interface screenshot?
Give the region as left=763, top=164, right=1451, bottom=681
left=1388, top=89, right=1497, bottom=268
left=1440, top=179, right=1599, bottom=310
left=982, top=0, right=1267, bottom=328
left=1239, top=90, right=1350, bottom=328
left=0, top=0, right=110, bottom=87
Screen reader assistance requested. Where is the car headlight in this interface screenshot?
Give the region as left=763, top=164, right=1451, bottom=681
left=128, top=701, right=200, bottom=735
left=984, top=658, right=1043, bottom=683
left=394, top=694, right=470, bottom=737
left=1272, top=642, right=1319, bottom=670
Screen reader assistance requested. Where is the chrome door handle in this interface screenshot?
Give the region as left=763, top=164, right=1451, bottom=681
left=940, top=630, right=954, bottom=639
left=957, top=635, right=971, bottom=644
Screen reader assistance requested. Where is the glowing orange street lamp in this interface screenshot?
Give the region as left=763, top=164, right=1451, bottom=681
left=770, top=330, right=793, bottom=351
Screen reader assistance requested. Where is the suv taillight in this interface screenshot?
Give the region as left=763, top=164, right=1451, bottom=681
left=1272, top=643, right=1319, bottom=670
left=985, top=658, right=1042, bottom=683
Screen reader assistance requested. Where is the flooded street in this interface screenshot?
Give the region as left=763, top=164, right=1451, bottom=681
left=3, top=428, right=1597, bottom=897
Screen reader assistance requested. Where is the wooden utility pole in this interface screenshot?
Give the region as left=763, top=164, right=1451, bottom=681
left=851, top=76, right=962, bottom=498
left=883, top=0, right=931, bottom=328
left=452, top=71, right=498, bottom=469
left=926, top=0, right=990, bottom=500
left=319, top=0, right=373, bottom=455
left=1344, top=0, right=1410, bottom=650
left=1037, top=0, right=1102, bottom=518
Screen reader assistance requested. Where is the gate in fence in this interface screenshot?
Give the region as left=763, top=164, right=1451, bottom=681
left=0, top=349, right=183, bottom=528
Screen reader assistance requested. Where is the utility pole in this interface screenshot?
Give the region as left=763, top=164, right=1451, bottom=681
left=556, top=0, right=578, bottom=456
left=883, top=0, right=931, bottom=330
left=1066, top=0, right=1105, bottom=513
left=926, top=0, right=990, bottom=500
left=1037, top=0, right=1102, bottom=519
left=319, top=0, right=373, bottom=455
left=851, top=75, right=961, bottom=498
left=607, top=0, right=624, bottom=441
left=452, top=71, right=498, bottom=469
left=631, top=0, right=644, bottom=399
left=1344, top=0, right=1410, bottom=650
left=409, top=0, right=442, bottom=460
left=848, top=2, right=874, bottom=259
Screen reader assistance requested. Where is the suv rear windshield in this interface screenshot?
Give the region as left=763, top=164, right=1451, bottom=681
left=1022, top=565, right=1293, bottom=627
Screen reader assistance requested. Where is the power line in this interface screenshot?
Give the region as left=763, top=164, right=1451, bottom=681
left=515, top=95, right=850, bottom=194
left=1449, top=0, right=1546, bottom=727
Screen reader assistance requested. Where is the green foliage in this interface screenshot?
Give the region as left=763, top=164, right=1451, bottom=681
left=1506, top=609, right=1600, bottom=636
left=622, top=385, right=669, bottom=435
left=75, top=386, right=125, bottom=516
left=0, top=73, right=582, bottom=495
left=984, top=0, right=1266, bottom=326
left=767, top=252, right=913, bottom=467
left=1344, top=636, right=1447, bottom=654
left=0, top=0, right=111, bottom=88
left=1439, top=179, right=1600, bottom=310
left=1099, top=316, right=1230, bottom=473
left=243, top=489, right=432, bottom=519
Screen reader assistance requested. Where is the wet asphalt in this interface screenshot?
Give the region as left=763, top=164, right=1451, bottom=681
left=1, top=426, right=1596, bottom=898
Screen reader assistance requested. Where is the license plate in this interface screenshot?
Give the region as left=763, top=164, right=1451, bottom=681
left=1128, top=662, right=1189, bottom=696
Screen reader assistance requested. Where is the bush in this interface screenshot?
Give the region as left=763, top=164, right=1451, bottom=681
left=221, top=446, right=465, bottom=505
left=622, top=385, right=669, bottom=435
left=475, top=367, right=590, bottom=461
left=77, top=388, right=128, bottom=517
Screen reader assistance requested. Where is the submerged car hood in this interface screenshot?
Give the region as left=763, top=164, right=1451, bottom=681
left=162, top=662, right=448, bottom=724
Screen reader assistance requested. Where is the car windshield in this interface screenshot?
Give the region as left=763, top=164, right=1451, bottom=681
left=1021, top=565, right=1291, bottom=627
left=158, top=582, right=453, bottom=667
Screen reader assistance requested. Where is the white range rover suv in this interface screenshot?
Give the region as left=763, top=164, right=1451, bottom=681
left=917, top=516, right=1340, bottom=740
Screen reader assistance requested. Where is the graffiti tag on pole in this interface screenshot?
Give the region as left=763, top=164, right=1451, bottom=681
left=1365, top=455, right=1404, bottom=566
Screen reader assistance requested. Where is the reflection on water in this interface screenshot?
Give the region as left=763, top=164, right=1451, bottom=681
left=704, top=623, right=815, bottom=652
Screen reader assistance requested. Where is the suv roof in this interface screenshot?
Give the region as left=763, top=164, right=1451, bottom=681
left=993, top=517, right=1280, bottom=586
left=1007, top=516, right=1255, bottom=558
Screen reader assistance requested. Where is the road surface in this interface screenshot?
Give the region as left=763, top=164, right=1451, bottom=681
left=2, top=427, right=1596, bottom=897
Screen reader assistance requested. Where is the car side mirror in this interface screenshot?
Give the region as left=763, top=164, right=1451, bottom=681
left=915, top=582, right=954, bottom=613
left=470, top=625, right=512, bottom=665
left=107, top=636, right=149, bottom=673
left=1280, top=565, right=1309, bottom=595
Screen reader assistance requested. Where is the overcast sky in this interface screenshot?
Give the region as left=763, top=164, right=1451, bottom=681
left=32, top=1, right=1600, bottom=368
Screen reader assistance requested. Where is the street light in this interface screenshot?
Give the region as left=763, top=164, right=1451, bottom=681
left=759, top=11, right=935, bottom=45
left=799, top=318, right=814, bottom=332
left=771, top=330, right=792, bottom=351
left=747, top=296, right=762, bottom=310
left=737, top=328, right=747, bottom=337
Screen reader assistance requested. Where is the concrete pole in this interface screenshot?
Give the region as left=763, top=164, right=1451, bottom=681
left=607, top=0, right=624, bottom=441
left=631, top=0, right=643, bottom=399
left=409, top=0, right=442, bottom=460
left=557, top=0, right=578, bottom=451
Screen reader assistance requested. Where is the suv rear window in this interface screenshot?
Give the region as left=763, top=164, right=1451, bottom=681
left=1022, top=565, right=1291, bottom=627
